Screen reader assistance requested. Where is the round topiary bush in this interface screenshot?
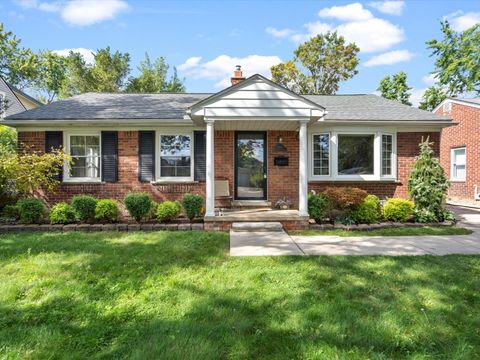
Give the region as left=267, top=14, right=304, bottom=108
left=124, top=192, right=153, bottom=222
left=71, top=195, right=98, bottom=222
left=49, top=202, right=76, bottom=224
left=349, top=194, right=381, bottom=224
left=181, top=193, right=203, bottom=221
left=2, top=204, right=20, bottom=220
left=156, top=201, right=181, bottom=222
left=95, top=199, right=120, bottom=223
left=17, top=198, right=46, bottom=224
left=383, top=198, right=414, bottom=222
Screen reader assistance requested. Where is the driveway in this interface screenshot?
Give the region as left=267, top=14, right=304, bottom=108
left=230, top=206, right=480, bottom=256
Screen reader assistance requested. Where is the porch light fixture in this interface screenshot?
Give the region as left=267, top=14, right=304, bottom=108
left=273, top=135, right=287, bottom=153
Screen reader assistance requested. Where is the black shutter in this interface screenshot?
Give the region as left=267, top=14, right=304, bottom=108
left=45, top=131, right=63, bottom=181
left=138, top=131, right=155, bottom=182
left=194, top=131, right=206, bottom=181
left=101, top=131, right=118, bottom=182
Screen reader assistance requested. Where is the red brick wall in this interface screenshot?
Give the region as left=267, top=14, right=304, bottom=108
left=308, top=132, right=440, bottom=199
left=18, top=129, right=439, bottom=206
left=18, top=131, right=45, bottom=153
left=436, top=102, right=480, bottom=202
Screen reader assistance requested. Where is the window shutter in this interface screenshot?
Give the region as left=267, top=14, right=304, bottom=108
left=45, top=131, right=63, bottom=181
left=138, top=131, right=155, bottom=182
left=101, top=131, right=118, bottom=182
left=194, top=131, right=206, bottom=181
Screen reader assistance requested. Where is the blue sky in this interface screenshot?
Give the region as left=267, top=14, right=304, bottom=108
left=2, top=0, right=479, bottom=105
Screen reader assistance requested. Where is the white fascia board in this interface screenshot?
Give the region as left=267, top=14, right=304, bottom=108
left=0, top=118, right=193, bottom=128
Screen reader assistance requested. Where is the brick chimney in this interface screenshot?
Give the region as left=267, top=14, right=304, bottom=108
left=230, top=65, right=246, bottom=86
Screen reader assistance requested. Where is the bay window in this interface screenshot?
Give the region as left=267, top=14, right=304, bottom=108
left=159, top=134, right=192, bottom=179
left=451, top=147, right=466, bottom=181
left=67, top=134, right=101, bottom=181
left=310, top=130, right=396, bottom=180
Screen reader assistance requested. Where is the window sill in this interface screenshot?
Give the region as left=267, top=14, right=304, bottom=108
left=62, top=180, right=104, bottom=185
left=151, top=180, right=199, bottom=185
left=450, top=179, right=466, bottom=183
left=309, top=178, right=399, bottom=183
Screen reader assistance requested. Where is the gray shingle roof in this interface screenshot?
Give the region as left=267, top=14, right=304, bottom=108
left=5, top=92, right=450, bottom=122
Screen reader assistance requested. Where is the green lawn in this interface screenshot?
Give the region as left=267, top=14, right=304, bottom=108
left=1, top=231, right=480, bottom=359
left=292, top=226, right=472, bottom=237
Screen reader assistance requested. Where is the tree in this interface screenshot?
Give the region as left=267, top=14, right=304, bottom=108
left=408, top=138, right=449, bottom=222
left=60, top=47, right=130, bottom=97
left=35, top=51, right=68, bottom=103
left=418, top=85, right=447, bottom=111
left=427, top=21, right=480, bottom=96
left=0, top=125, right=17, bottom=156
left=271, top=32, right=360, bottom=94
left=126, top=53, right=185, bottom=93
left=0, top=22, right=39, bottom=90
left=377, top=71, right=412, bottom=105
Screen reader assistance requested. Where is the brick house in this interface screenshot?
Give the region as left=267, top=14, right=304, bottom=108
left=435, top=98, right=480, bottom=204
left=2, top=67, right=453, bottom=227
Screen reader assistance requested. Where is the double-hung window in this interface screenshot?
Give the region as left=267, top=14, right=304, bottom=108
left=313, top=134, right=330, bottom=176
left=451, top=147, right=466, bottom=181
left=381, top=134, right=393, bottom=176
left=159, top=134, right=192, bottom=180
left=68, top=134, right=101, bottom=181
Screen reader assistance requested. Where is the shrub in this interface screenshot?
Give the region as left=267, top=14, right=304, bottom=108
left=17, top=198, right=46, bottom=224
left=49, top=202, right=76, bottom=224
left=349, top=194, right=380, bottom=224
left=383, top=198, right=414, bottom=222
left=95, top=199, right=120, bottom=223
left=156, top=201, right=181, bottom=222
left=413, top=207, right=455, bottom=223
left=408, top=137, right=449, bottom=222
left=308, top=193, right=328, bottom=223
left=323, top=187, right=368, bottom=210
left=181, top=194, right=203, bottom=221
left=124, top=192, right=152, bottom=222
left=2, top=204, right=19, bottom=220
left=71, top=195, right=98, bottom=222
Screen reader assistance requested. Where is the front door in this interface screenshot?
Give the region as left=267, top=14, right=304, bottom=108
left=235, top=131, right=267, bottom=200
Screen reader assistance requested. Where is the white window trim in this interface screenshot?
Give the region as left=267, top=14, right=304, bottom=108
left=450, top=147, right=466, bottom=182
left=156, top=131, right=194, bottom=182
left=63, top=131, right=102, bottom=183
left=309, top=128, right=397, bottom=181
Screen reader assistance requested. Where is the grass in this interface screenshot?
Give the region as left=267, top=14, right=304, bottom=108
left=291, top=226, right=473, bottom=237
left=1, top=231, right=480, bottom=359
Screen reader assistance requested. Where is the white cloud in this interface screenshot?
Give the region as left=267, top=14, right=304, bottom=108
left=265, top=27, right=296, bottom=38
left=53, top=47, right=95, bottom=64
left=410, top=88, right=426, bottom=108
left=178, top=54, right=282, bottom=88
left=266, top=2, right=405, bottom=53
left=61, top=0, right=128, bottom=26
left=318, top=3, right=373, bottom=21
left=368, top=1, right=405, bottom=16
left=15, top=0, right=128, bottom=26
left=363, top=49, right=415, bottom=67
left=422, top=73, right=438, bottom=86
left=447, top=11, right=480, bottom=32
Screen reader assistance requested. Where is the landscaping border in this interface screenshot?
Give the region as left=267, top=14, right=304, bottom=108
left=0, top=223, right=205, bottom=233
left=310, top=221, right=456, bottom=231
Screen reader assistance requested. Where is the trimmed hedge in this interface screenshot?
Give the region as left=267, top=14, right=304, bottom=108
left=383, top=198, right=415, bottom=222
left=71, top=195, right=98, bottom=222
left=124, top=192, right=152, bottom=222
left=49, top=202, right=76, bottom=224
left=181, top=194, right=203, bottom=221
left=349, top=195, right=380, bottom=224
left=308, top=193, right=328, bottom=223
left=156, top=201, right=181, bottom=222
left=95, top=199, right=120, bottom=223
left=17, top=198, right=46, bottom=224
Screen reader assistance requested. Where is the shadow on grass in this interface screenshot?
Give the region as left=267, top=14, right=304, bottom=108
left=0, top=232, right=479, bottom=359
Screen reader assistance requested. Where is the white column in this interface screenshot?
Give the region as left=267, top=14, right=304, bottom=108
left=205, top=119, right=215, bottom=217
left=298, top=120, right=309, bottom=216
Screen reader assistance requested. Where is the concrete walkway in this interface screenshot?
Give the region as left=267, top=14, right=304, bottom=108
left=230, top=206, right=480, bottom=257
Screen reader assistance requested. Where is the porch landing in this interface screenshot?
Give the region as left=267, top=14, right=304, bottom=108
left=204, top=209, right=309, bottom=231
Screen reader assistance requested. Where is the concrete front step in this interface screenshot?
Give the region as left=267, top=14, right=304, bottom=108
left=232, top=222, right=283, bottom=232
left=232, top=200, right=272, bottom=208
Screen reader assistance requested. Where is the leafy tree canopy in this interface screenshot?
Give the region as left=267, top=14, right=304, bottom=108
left=427, top=21, right=480, bottom=96
left=271, top=32, right=360, bottom=94
left=377, top=71, right=412, bottom=105
left=126, top=53, right=185, bottom=93
left=418, top=85, right=447, bottom=111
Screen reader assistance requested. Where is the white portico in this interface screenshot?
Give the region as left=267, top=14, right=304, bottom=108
left=187, top=71, right=326, bottom=218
